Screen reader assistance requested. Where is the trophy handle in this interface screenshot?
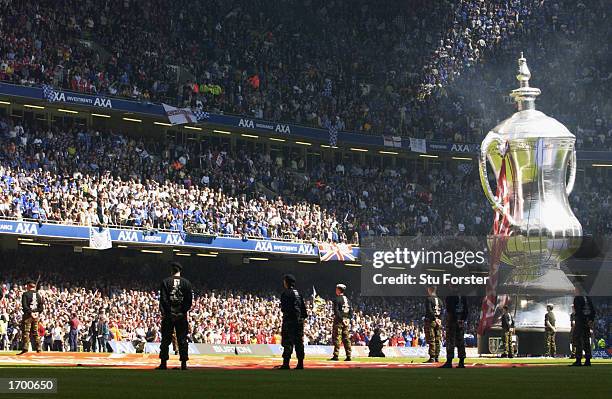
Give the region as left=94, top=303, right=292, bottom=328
left=479, top=134, right=516, bottom=226
left=566, top=149, right=576, bottom=195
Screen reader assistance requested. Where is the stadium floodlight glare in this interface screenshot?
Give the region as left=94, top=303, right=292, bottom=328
left=320, top=144, right=331, bottom=148
left=249, top=257, right=269, bottom=261
left=241, top=133, right=259, bottom=139
left=154, top=121, right=172, bottom=126
left=122, top=117, right=142, bottom=123
left=345, top=263, right=362, bottom=267
left=140, top=249, right=163, bottom=254
left=419, top=154, right=439, bottom=158
left=379, top=150, right=399, bottom=155
left=452, top=156, right=472, bottom=161
left=269, top=137, right=286, bottom=142
left=213, top=129, right=231, bottom=135
left=295, top=141, right=312, bottom=146
left=184, top=126, right=202, bottom=130
left=298, top=260, right=318, bottom=264
left=91, top=113, right=111, bottom=118
left=18, top=242, right=50, bottom=247
left=196, top=253, right=217, bottom=257
left=592, top=163, right=612, bottom=167
left=17, top=237, right=34, bottom=242
left=349, top=147, right=368, bottom=152
left=117, top=245, right=128, bottom=248
left=176, top=253, right=191, bottom=257
left=58, top=108, right=78, bottom=114
left=0, top=100, right=11, bottom=105
left=24, top=104, right=45, bottom=109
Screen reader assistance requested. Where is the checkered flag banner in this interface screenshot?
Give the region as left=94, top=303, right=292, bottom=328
left=193, top=108, right=210, bottom=122
left=328, top=124, right=338, bottom=146
left=41, top=84, right=57, bottom=102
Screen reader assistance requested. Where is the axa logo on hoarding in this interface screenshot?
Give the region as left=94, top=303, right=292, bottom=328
left=451, top=144, right=471, bottom=153
left=15, top=223, right=38, bottom=235
left=238, top=118, right=254, bottom=128
left=255, top=241, right=273, bottom=252
left=164, top=234, right=185, bottom=245
left=275, top=124, right=290, bottom=134
left=51, top=91, right=65, bottom=102
left=117, top=230, right=138, bottom=242
left=212, top=345, right=252, bottom=354
left=298, top=244, right=316, bottom=255
left=93, top=97, right=112, bottom=108
left=0, top=223, right=13, bottom=232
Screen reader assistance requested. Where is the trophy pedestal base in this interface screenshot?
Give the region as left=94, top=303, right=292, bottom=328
left=478, top=327, right=571, bottom=357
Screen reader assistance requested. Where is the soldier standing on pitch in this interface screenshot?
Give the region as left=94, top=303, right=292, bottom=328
left=424, top=286, right=442, bottom=363
left=544, top=304, right=556, bottom=357
left=330, top=283, right=352, bottom=361
left=157, top=262, right=193, bottom=370
left=439, top=288, right=468, bottom=368
left=18, top=280, right=44, bottom=355
left=570, top=293, right=595, bottom=367
left=277, top=274, right=307, bottom=370
left=501, top=305, right=514, bottom=358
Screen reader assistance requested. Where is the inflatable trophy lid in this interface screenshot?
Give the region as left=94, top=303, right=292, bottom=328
left=490, top=53, right=575, bottom=140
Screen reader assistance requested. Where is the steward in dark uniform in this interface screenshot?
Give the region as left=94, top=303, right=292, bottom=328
left=440, top=293, right=468, bottom=368
left=571, top=295, right=595, bottom=367
left=330, top=283, right=352, bottom=361
left=569, top=305, right=576, bottom=358
left=19, top=280, right=43, bottom=355
left=277, top=274, right=307, bottom=370
left=544, top=304, right=556, bottom=357
left=89, top=316, right=99, bottom=352
left=368, top=328, right=387, bottom=357
left=424, top=286, right=442, bottom=362
left=501, top=305, right=514, bottom=358
left=157, top=262, right=193, bottom=370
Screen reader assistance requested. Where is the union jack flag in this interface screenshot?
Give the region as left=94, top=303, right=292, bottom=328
left=318, top=242, right=355, bottom=262
left=478, top=150, right=513, bottom=335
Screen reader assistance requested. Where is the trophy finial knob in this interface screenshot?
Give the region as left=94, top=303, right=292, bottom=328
left=510, top=53, right=541, bottom=111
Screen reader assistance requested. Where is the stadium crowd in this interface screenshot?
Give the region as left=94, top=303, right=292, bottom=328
left=0, top=0, right=609, bottom=148
left=0, top=255, right=483, bottom=352
left=2, top=116, right=611, bottom=242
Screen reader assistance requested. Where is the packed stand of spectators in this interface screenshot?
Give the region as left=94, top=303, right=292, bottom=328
left=2, top=115, right=612, bottom=242
left=0, top=0, right=448, bottom=137
left=0, top=117, right=344, bottom=242
left=1, top=0, right=608, bottom=148
left=0, top=253, right=482, bottom=352
left=419, top=0, right=539, bottom=97
left=419, top=0, right=611, bottom=147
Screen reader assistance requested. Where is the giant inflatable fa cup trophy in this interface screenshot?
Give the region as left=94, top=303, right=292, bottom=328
left=478, top=54, right=582, bottom=355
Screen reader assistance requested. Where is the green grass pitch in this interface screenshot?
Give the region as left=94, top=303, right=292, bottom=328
left=0, top=358, right=610, bottom=399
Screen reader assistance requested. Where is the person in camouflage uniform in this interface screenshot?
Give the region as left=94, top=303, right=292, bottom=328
left=330, top=284, right=352, bottom=361
left=501, top=305, right=514, bottom=358
left=424, top=286, right=442, bottom=363
left=544, top=304, right=556, bottom=357
left=18, top=280, right=44, bottom=355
